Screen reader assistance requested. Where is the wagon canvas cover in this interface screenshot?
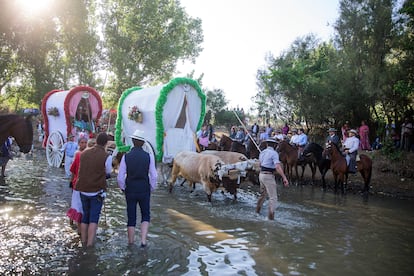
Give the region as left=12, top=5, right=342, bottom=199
left=115, top=78, right=206, bottom=162
left=41, top=86, right=103, bottom=145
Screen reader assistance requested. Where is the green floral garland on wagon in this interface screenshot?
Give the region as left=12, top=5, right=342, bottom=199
left=115, top=77, right=206, bottom=162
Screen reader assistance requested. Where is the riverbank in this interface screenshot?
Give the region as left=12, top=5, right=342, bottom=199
left=272, top=149, right=414, bottom=200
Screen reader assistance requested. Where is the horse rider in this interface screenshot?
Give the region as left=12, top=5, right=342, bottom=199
left=229, top=126, right=237, bottom=139
left=289, top=129, right=299, bottom=146
left=342, top=129, right=359, bottom=174
left=234, top=127, right=245, bottom=143
left=259, top=128, right=269, bottom=143
left=295, top=128, right=308, bottom=159
left=273, top=129, right=284, bottom=142
left=256, top=138, right=289, bottom=220
left=251, top=122, right=259, bottom=139
left=326, top=127, right=340, bottom=146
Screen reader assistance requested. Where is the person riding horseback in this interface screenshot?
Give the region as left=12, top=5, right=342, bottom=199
left=234, top=127, right=245, bottom=143
left=342, top=129, right=359, bottom=174
left=326, top=127, right=340, bottom=146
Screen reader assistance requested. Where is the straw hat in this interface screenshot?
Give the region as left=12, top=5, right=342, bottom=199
left=349, top=129, right=358, bottom=135
left=130, top=129, right=146, bottom=141
left=327, top=128, right=337, bottom=132
left=265, top=138, right=277, bottom=143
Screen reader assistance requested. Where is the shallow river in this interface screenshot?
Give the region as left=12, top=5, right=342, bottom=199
left=0, top=149, right=413, bottom=275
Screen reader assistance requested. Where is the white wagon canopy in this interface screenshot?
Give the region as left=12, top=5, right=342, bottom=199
left=115, top=77, right=206, bottom=162
left=41, top=86, right=103, bottom=167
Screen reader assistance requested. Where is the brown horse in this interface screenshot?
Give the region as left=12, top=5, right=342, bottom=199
left=276, top=141, right=299, bottom=181
left=218, top=134, right=233, bottom=151
left=0, top=114, right=33, bottom=153
left=326, top=141, right=372, bottom=194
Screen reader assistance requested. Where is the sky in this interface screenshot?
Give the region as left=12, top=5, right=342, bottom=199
left=176, top=0, right=340, bottom=113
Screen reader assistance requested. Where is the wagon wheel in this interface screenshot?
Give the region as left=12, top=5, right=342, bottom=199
left=46, top=131, right=64, bottom=167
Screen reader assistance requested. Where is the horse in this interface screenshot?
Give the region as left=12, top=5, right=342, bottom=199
left=300, top=142, right=332, bottom=188
left=0, top=114, right=33, bottom=153
left=218, top=134, right=233, bottom=151
left=325, top=141, right=372, bottom=194
left=298, top=142, right=322, bottom=184
left=276, top=140, right=299, bottom=181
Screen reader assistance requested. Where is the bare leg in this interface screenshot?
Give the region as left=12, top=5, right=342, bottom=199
left=80, top=223, right=88, bottom=245
left=127, top=226, right=135, bottom=244
left=77, top=222, right=81, bottom=235
left=87, top=223, right=98, bottom=247
left=141, top=221, right=149, bottom=246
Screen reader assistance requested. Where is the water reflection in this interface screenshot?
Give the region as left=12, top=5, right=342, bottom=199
left=0, top=151, right=413, bottom=275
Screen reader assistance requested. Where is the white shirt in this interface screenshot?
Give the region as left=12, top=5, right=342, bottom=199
left=343, top=136, right=359, bottom=153
left=290, top=134, right=299, bottom=145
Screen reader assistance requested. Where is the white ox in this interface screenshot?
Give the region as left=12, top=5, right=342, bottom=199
left=169, top=151, right=225, bottom=202
left=201, top=150, right=259, bottom=199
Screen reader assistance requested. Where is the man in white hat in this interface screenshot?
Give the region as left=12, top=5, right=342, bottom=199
left=117, top=129, right=158, bottom=247
left=342, top=129, right=360, bottom=173
left=256, top=138, right=289, bottom=220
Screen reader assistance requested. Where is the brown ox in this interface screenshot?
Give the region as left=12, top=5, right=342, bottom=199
left=169, top=151, right=224, bottom=202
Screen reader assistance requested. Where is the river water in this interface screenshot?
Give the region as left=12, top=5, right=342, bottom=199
left=0, top=149, right=413, bottom=275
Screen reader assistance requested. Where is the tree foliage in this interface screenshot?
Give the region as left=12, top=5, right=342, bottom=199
left=256, top=0, right=414, bottom=136
left=0, top=0, right=203, bottom=111
left=102, top=0, right=203, bottom=96
left=205, top=88, right=228, bottom=114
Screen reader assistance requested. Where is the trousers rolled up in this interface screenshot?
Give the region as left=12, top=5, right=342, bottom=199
left=257, top=173, right=278, bottom=218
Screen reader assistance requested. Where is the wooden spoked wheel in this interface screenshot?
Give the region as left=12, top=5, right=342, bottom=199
left=46, top=131, right=64, bottom=167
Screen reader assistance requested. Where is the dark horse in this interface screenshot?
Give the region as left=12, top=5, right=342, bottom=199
left=325, top=141, right=372, bottom=194
left=301, top=142, right=331, bottom=187
left=0, top=114, right=33, bottom=153
left=276, top=141, right=299, bottom=181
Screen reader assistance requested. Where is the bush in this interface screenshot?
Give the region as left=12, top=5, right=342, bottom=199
left=380, top=138, right=402, bottom=161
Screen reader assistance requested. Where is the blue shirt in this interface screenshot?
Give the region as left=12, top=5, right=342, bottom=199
left=234, top=130, right=245, bottom=142
left=259, top=146, right=281, bottom=169
left=63, top=141, right=78, bottom=158
left=297, top=133, right=308, bottom=147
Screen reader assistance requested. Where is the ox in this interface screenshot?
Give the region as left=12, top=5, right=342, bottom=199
left=169, top=151, right=225, bottom=202
left=201, top=150, right=259, bottom=199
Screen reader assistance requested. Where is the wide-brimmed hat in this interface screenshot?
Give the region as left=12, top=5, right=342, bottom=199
left=130, top=129, right=146, bottom=141
left=349, top=129, right=358, bottom=135
left=327, top=128, right=337, bottom=132
left=265, top=138, right=277, bottom=143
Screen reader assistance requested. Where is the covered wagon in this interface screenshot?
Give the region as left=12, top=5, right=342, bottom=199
left=114, top=77, right=206, bottom=163
left=41, top=86, right=103, bottom=167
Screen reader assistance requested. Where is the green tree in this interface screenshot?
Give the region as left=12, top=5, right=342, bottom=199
left=206, top=88, right=228, bottom=114
left=256, top=35, right=338, bottom=131
left=58, top=0, right=104, bottom=88
left=102, top=0, right=203, bottom=96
